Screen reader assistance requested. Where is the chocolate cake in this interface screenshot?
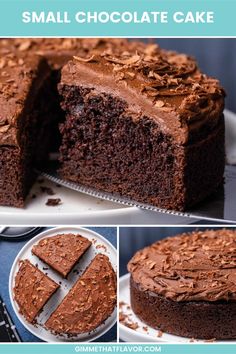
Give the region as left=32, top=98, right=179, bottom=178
left=32, top=233, right=92, bottom=278
left=128, top=229, right=236, bottom=339
left=58, top=42, right=225, bottom=211
left=45, top=254, right=117, bottom=335
left=1, top=38, right=129, bottom=70
left=0, top=50, right=57, bottom=207
left=14, top=260, right=59, bottom=323
left=0, top=38, right=130, bottom=207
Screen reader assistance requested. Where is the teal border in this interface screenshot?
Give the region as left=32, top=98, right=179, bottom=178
left=0, top=0, right=235, bottom=37
left=1, top=343, right=236, bottom=354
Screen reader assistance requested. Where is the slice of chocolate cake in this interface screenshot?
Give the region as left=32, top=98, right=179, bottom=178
left=58, top=41, right=225, bottom=211
left=0, top=38, right=131, bottom=207
left=14, top=260, right=59, bottom=323
left=45, top=254, right=117, bottom=335
left=32, top=233, right=92, bottom=278
left=0, top=51, right=57, bottom=207
left=128, top=229, right=236, bottom=339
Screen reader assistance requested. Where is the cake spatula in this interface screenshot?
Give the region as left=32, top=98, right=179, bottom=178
left=38, top=163, right=236, bottom=224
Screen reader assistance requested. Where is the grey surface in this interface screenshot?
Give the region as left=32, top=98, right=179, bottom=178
left=0, top=227, right=117, bottom=343
left=149, top=38, right=236, bottom=113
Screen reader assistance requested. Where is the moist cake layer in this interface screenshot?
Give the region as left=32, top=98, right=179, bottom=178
left=59, top=42, right=225, bottom=145
left=130, top=275, right=236, bottom=339
left=58, top=42, right=225, bottom=211
left=0, top=39, right=226, bottom=209
left=0, top=51, right=54, bottom=207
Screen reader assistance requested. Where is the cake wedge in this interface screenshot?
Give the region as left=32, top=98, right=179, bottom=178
left=45, top=254, right=117, bottom=335
left=32, top=233, right=92, bottom=278
left=58, top=41, right=225, bottom=211
left=13, top=260, right=59, bottom=323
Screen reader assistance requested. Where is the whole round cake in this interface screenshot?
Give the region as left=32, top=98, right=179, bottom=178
left=128, top=229, right=236, bottom=339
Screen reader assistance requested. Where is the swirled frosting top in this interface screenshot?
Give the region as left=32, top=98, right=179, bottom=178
left=128, top=229, right=236, bottom=302
left=61, top=41, right=225, bottom=144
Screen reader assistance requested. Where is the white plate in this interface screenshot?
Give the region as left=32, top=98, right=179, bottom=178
left=0, top=178, right=192, bottom=225
left=9, top=227, right=117, bottom=342
left=119, top=274, right=236, bottom=343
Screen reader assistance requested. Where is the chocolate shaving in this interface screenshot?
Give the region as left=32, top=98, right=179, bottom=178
left=128, top=229, right=236, bottom=302
left=104, top=53, right=140, bottom=66
left=46, top=198, right=61, bottom=206
left=73, top=54, right=99, bottom=63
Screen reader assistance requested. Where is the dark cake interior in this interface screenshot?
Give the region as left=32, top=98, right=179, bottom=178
left=0, top=53, right=56, bottom=207
left=0, top=39, right=226, bottom=210
left=0, top=38, right=130, bottom=208
left=58, top=43, right=225, bottom=211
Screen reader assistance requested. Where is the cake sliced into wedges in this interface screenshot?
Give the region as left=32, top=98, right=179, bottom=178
left=58, top=41, right=225, bottom=211
left=32, top=233, right=92, bottom=278
left=14, top=260, right=59, bottom=323
left=128, top=229, right=236, bottom=339
left=45, top=254, right=117, bottom=334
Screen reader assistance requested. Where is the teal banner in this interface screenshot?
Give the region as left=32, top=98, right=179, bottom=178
left=1, top=344, right=236, bottom=354
left=0, top=0, right=234, bottom=37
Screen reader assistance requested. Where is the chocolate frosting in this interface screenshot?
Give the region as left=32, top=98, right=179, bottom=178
left=46, top=254, right=117, bottom=334
left=32, top=233, right=92, bottom=278
left=128, top=229, right=236, bottom=302
left=0, top=50, right=50, bottom=146
left=0, top=38, right=129, bottom=69
left=61, top=41, right=225, bottom=144
left=14, top=260, right=59, bottom=323
left=0, top=39, right=225, bottom=147
left=0, top=38, right=129, bottom=146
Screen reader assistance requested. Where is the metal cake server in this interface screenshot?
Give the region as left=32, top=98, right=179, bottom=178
left=39, top=163, right=236, bottom=224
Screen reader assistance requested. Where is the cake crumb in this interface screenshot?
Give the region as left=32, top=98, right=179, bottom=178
left=143, top=326, right=148, bottom=332
left=190, top=338, right=196, bottom=343
left=124, top=321, right=139, bottom=330
left=119, top=313, right=127, bottom=322
left=119, top=306, right=139, bottom=331
left=119, top=301, right=127, bottom=308
left=46, top=198, right=61, bottom=206
left=96, top=244, right=107, bottom=251
left=157, top=330, right=163, bottom=337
